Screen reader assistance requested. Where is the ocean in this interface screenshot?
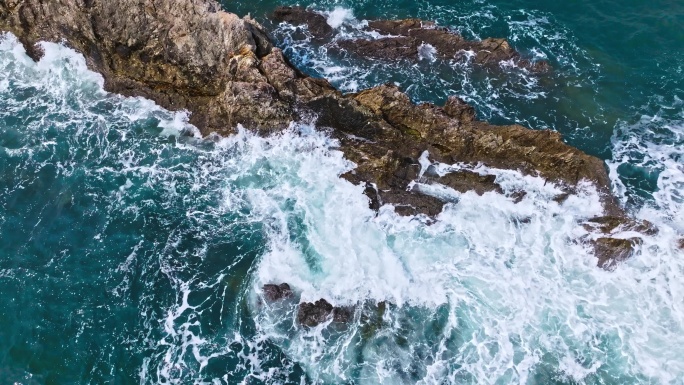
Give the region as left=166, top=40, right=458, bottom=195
left=0, top=0, right=682, bottom=384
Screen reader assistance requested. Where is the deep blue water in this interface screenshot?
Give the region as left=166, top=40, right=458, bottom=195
left=0, top=1, right=683, bottom=384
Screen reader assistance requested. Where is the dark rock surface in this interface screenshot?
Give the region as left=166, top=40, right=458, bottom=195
left=0, top=0, right=652, bottom=268
left=297, top=299, right=353, bottom=327
left=262, top=283, right=293, bottom=302
left=272, top=6, right=333, bottom=40
left=271, top=8, right=549, bottom=71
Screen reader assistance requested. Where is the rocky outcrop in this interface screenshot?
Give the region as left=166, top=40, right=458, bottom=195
left=0, top=0, right=298, bottom=133
left=297, top=299, right=353, bottom=328
left=0, top=0, right=652, bottom=268
left=593, top=237, right=641, bottom=270
left=323, top=84, right=620, bottom=217
left=272, top=7, right=549, bottom=71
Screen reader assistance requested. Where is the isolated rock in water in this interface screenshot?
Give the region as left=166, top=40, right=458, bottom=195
left=678, top=238, right=684, bottom=250
left=272, top=6, right=334, bottom=40
left=297, top=299, right=353, bottom=327
left=262, top=283, right=293, bottom=302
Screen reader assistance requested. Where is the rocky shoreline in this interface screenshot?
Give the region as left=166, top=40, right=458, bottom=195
left=0, top=0, right=658, bottom=273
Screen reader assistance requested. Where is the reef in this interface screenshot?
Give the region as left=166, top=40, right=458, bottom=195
left=0, top=0, right=654, bottom=268
left=274, top=6, right=550, bottom=71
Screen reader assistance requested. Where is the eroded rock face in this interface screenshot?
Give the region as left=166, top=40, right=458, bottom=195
left=323, top=84, right=620, bottom=218
left=0, top=0, right=650, bottom=268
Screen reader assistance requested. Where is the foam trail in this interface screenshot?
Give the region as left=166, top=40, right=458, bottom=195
left=247, top=129, right=684, bottom=384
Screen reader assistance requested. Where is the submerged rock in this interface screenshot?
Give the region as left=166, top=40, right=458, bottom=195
left=0, top=0, right=650, bottom=269
left=297, top=299, right=353, bottom=327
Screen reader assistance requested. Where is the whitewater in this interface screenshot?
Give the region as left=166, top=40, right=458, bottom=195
left=1, top=4, right=683, bottom=385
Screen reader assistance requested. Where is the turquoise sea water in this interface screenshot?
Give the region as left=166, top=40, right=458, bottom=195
left=1, top=1, right=683, bottom=384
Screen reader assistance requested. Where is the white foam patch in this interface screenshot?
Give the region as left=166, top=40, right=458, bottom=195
left=417, top=43, right=438, bottom=63
left=326, top=7, right=354, bottom=29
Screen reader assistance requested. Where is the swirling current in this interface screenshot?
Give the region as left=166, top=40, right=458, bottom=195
left=1, top=0, right=683, bottom=384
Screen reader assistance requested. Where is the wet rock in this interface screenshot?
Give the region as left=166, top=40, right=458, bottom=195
left=262, top=283, right=293, bottom=302
left=334, top=18, right=549, bottom=71
left=331, top=83, right=618, bottom=218
left=272, top=6, right=333, bottom=40
left=423, top=170, right=504, bottom=196
left=678, top=238, right=684, bottom=250
left=443, top=96, right=476, bottom=123
left=0, top=0, right=292, bottom=133
left=584, top=216, right=658, bottom=236
left=593, top=237, right=641, bottom=270
left=297, top=299, right=353, bottom=327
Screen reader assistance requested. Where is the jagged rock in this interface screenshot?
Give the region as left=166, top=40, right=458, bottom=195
left=297, top=299, right=353, bottom=327
left=262, top=283, right=293, bottom=302
left=272, top=6, right=333, bottom=40
left=593, top=237, right=641, bottom=270
left=443, top=96, right=476, bottom=123
left=582, top=216, right=657, bottom=270
left=584, top=216, right=658, bottom=236
left=329, top=84, right=619, bottom=219
left=339, top=18, right=530, bottom=68
left=0, top=0, right=292, bottom=133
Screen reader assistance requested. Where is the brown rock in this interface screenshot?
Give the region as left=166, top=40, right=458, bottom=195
left=335, top=18, right=548, bottom=71
left=443, top=96, right=476, bottom=123
left=593, top=237, right=641, bottom=270
left=0, top=0, right=290, bottom=133
left=584, top=216, right=658, bottom=236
